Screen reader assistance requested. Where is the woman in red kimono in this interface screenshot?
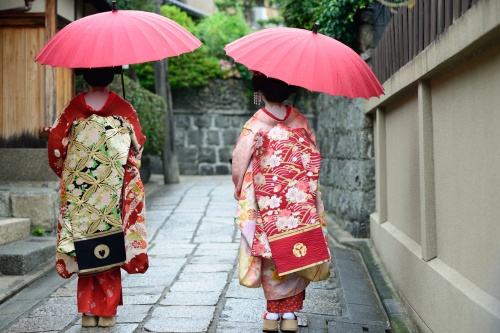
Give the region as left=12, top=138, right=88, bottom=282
left=232, top=73, right=330, bottom=332
left=44, top=67, right=148, bottom=327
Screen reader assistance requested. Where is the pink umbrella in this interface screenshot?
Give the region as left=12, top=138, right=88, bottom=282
left=35, top=2, right=201, bottom=68
left=224, top=25, right=383, bottom=99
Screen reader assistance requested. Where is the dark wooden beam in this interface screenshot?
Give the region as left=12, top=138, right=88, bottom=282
left=0, top=13, right=45, bottom=27
left=45, top=0, right=57, bottom=126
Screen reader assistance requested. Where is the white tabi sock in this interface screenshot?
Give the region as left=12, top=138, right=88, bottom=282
left=264, top=312, right=280, bottom=320
left=282, top=312, right=296, bottom=320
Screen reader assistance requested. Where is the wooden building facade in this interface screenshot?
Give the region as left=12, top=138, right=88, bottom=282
left=0, top=0, right=109, bottom=146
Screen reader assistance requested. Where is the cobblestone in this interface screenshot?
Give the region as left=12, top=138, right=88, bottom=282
left=0, top=175, right=388, bottom=333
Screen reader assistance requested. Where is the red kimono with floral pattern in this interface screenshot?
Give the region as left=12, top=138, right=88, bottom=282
left=46, top=92, right=148, bottom=279
left=233, top=107, right=330, bottom=305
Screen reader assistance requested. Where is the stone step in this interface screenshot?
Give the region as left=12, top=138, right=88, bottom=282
left=0, top=218, right=31, bottom=245
left=0, top=236, right=55, bottom=275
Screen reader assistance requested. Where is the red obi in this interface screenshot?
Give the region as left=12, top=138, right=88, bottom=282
left=252, top=124, right=330, bottom=276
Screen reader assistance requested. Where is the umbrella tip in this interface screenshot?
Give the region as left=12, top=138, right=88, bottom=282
left=111, top=1, right=117, bottom=12
left=312, top=23, right=319, bottom=34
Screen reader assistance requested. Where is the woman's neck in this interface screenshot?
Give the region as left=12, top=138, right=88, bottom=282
left=84, top=87, right=110, bottom=111
left=264, top=100, right=287, bottom=120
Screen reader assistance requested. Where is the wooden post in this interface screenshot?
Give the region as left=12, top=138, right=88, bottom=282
left=44, top=0, right=56, bottom=126
left=154, top=1, right=179, bottom=184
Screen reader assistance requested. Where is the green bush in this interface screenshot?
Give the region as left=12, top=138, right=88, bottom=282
left=109, top=76, right=166, bottom=156
left=169, top=47, right=223, bottom=90
left=270, top=0, right=374, bottom=48
left=132, top=5, right=252, bottom=92
left=318, top=0, right=373, bottom=47
left=161, top=4, right=197, bottom=31
left=195, top=11, right=250, bottom=59
left=131, top=62, right=155, bottom=92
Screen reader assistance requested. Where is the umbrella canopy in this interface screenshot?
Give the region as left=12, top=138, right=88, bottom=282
left=224, top=26, right=383, bottom=99
left=36, top=5, right=202, bottom=68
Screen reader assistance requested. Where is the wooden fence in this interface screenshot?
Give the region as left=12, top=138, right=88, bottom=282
left=372, top=0, right=482, bottom=83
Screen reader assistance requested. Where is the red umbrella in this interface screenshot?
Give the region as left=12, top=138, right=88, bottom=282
left=35, top=3, right=201, bottom=68
left=224, top=25, right=383, bottom=99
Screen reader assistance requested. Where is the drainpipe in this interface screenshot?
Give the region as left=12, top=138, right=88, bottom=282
left=0, top=0, right=36, bottom=13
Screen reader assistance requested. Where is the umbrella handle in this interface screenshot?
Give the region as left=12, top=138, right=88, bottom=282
left=292, top=89, right=299, bottom=107
left=121, top=71, right=126, bottom=100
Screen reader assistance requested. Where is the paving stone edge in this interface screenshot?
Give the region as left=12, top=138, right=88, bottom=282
left=326, top=216, right=418, bottom=333
left=0, top=256, right=54, bottom=305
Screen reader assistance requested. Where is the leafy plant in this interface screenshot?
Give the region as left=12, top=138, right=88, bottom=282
left=193, top=11, right=251, bottom=81
left=195, top=11, right=250, bottom=59
left=161, top=4, right=197, bottom=31
left=269, top=0, right=320, bottom=32
left=318, top=0, right=374, bottom=47
left=109, top=76, right=167, bottom=156
left=131, top=62, right=155, bottom=92
left=169, top=47, right=223, bottom=90
left=107, top=0, right=155, bottom=11
left=32, top=226, right=45, bottom=236
left=270, top=0, right=374, bottom=48
left=161, top=5, right=225, bottom=90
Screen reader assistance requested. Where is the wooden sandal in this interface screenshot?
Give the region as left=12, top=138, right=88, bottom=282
left=262, top=313, right=279, bottom=332
left=81, top=315, right=98, bottom=327
left=98, top=316, right=117, bottom=327
left=280, top=314, right=298, bottom=332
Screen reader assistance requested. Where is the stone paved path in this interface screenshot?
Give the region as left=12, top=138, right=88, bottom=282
left=1, top=175, right=388, bottom=333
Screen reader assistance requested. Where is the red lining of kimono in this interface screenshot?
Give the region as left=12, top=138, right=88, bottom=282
left=78, top=91, right=116, bottom=112
left=261, top=105, right=291, bottom=121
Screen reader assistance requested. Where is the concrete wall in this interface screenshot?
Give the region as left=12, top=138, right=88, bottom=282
left=365, top=0, right=500, bottom=331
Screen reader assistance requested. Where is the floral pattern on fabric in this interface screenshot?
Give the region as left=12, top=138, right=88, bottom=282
left=267, top=290, right=305, bottom=313
left=58, top=115, right=129, bottom=252
left=77, top=267, right=123, bottom=316
left=251, top=124, right=329, bottom=276
left=233, top=107, right=330, bottom=301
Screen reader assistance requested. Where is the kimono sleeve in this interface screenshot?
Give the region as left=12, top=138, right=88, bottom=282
left=47, top=113, right=72, bottom=178
left=303, top=117, right=318, bottom=146
left=231, top=127, right=257, bottom=200
left=127, top=111, right=146, bottom=152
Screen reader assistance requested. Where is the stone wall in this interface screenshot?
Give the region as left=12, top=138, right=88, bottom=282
left=0, top=148, right=59, bottom=231
left=172, top=79, right=254, bottom=175
left=171, top=79, right=375, bottom=239
left=315, top=94, right=375, bottom=238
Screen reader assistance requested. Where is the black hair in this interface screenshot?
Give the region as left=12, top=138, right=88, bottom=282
left=252, top=74, right=298, bottom=103
left=74, top=67, right=121, bottom=87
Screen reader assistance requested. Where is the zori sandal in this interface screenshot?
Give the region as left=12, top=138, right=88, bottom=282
left=81, top=315, right=98, bottom=327
left=262, top=312, right=279, bottom=332
left=280, top=313, right=298, bottom=332
left=98, top=316, right=117, bottom=327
